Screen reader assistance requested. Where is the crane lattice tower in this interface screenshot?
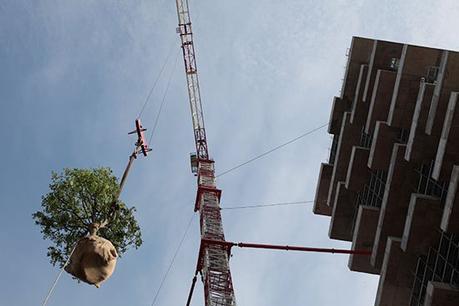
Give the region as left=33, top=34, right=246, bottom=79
left=175, top=0, right=237, bottom=305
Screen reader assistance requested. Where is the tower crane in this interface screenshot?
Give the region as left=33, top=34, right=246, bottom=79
left=173, top=1, right=374, bottom=305
left=175, top=1, right=236, bottom=305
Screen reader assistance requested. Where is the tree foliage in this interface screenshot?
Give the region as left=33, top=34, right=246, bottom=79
left=33, top=168, right=142, bottom=268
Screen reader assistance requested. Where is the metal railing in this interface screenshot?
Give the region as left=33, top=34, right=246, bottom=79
left=351, top=169, right=387, bottom=234
left=396, top=127, right=410, bottom=144
left=425, top=66, right=440, bottom=84
left=359, top=127, right=373, bottom=149
left=356, top=169, right=387, bottom=208
left=415, top=160, right=448, bottom=204
left=410, top=231, right=459, bottom=306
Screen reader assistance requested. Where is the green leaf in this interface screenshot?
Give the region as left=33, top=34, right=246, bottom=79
left=33, top=167, right=142, bottom=268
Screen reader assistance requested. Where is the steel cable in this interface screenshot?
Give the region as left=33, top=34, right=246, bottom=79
left=220, top=200, right=314, bottom=210
left=138, top=40, right=177, bottom=118
left=216, top=122, right=329, bottom=177
left=148, top=49, right=180, bottom=145
left=150, top=213, right=195, bottom=306
left=41, top=244, right=77, bottom=306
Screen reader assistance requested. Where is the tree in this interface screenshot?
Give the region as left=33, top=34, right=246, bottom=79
left=33, top=167, right=142, bottom=268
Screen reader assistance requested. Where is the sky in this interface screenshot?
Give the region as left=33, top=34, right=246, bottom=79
left=1, top=1, right=459, bottom=305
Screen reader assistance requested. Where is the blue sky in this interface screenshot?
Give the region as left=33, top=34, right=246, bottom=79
left=1, top=1, right=459, bottom=305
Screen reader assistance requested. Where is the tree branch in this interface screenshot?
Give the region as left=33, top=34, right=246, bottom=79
left=54, top=195, right=90, bottom=228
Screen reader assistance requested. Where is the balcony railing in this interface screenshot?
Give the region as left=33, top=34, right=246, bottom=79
left=356, top=169, right=387, bottom=208
left=351, top=169, right=387, bottom=234
left=396, top=127, right=410, bottom=144
left=415, top=160, right=448, bottom=204
left=359, top=127, right=373, bottom=149
left=410, top=231, right=459, bottom=306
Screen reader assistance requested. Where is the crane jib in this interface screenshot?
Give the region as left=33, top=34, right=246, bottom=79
left=177, top=21, right=208, bottom=160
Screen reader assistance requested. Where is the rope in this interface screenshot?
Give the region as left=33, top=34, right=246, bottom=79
left=150, top=213, right=195, bottom=306
left=221, top=200, right=314, bottom=210
left=148, top=49, right=181, bottom=145
left=42, top=244, right=77, bottom=306
left=138, top=40, right=177, bottom=118
left=216, top=122, right=329, bottom=177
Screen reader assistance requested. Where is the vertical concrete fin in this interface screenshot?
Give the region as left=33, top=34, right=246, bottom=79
left=387, top=44, right=408, bottom=126
left=405, top=80, right=427, bottom=161
left=350, top=64, right=369, bottom=124
left=426, top=50, right=449, bottom=135
left=365, top=70, right=382, bottom=133
left=363, top=40, right=378, bottom=102
left=432, top=91, right=458, bottom=180
left=340, top=37, right=355, bottom=99
left=441, top=165, right=459, bottom=233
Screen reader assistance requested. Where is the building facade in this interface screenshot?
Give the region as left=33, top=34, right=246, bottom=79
left=313, top=37, right=459, bottom=306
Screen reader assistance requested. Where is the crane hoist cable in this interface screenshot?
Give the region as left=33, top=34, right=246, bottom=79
left=138, top=41, right=177, bottom=119
left=109, top=49, right=180, bottom=223
left=148, top=49, right=181, bottom=145
left=96, top=43, right=179, bottom=306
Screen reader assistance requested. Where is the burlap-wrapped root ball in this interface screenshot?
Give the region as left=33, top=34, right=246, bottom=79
left=65, top=235, right=118, bottom=288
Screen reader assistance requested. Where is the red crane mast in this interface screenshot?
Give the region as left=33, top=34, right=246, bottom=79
left=174, top=0, right=237, bottom=305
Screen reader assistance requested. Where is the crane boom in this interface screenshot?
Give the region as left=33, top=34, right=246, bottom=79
left=175, top=0, right=208, bottom=160
left=175, top=1, right=237, bottom=305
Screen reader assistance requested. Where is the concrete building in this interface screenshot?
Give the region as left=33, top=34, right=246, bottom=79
left=313, top=37, right=459, bottom=306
